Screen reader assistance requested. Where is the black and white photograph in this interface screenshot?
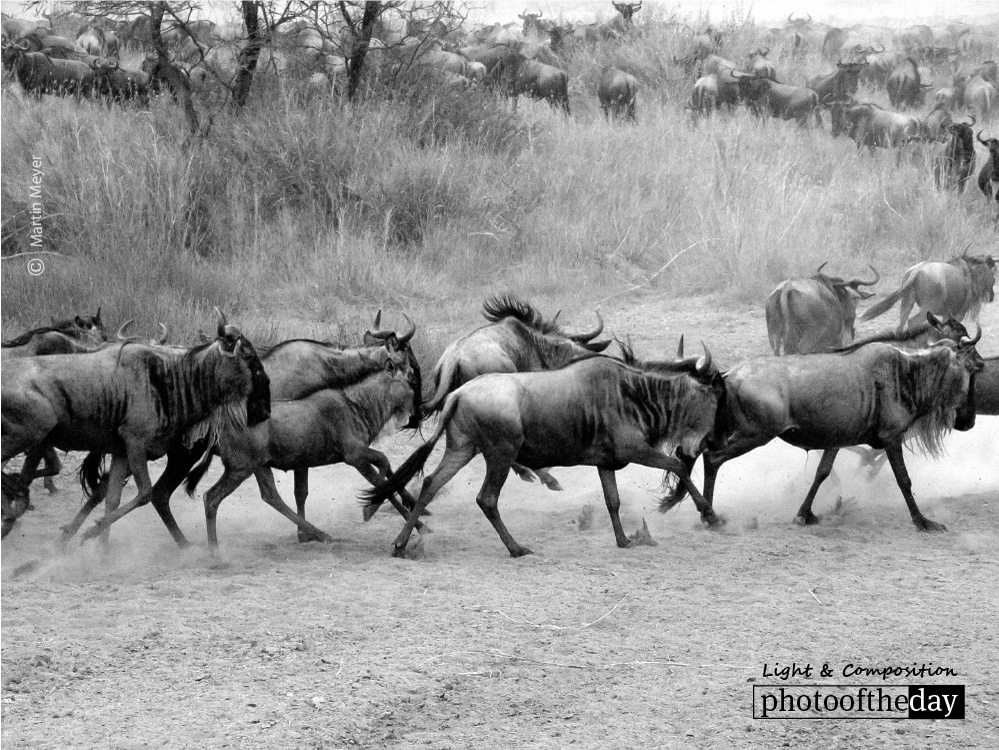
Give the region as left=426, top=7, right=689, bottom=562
left=2, top=0, right=997, bottom=746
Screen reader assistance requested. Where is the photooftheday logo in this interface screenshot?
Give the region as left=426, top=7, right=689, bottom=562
left=752, top=685, right=965, bottom=720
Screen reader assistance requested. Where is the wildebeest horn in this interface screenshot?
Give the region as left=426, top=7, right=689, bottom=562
left=373, top=309, right=382, bottom=331
left=805, top=13, right=811, bottom=22
left=873, top=43, right=885, bottom=53
left=977, top=130, right=994, bottom=146
left=214, top=307, right=227, bottom=338
left=960, top=324, right=982, bottom=346
left=572, top=310, right=604, bottom=342
left=155, top=323, right=168, bottom=345
left=856, top=265, right=880, bottom=286
left=696, top=341, right=712, bottom=374
left=676, top=334, right=685, bottom=359
left=965, top=114, right=976, bottom=126
left=397, top=312, right=416, bottom=345
left=116, top=319, right=134, bottom=340
left=816, top=261, right=829, bottom=274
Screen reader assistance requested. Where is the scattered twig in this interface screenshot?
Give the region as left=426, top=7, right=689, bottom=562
left=1, top=251, right=66, bottom=260
left=809, top=588, right=823, bottom=605
left=492, top=593, right=629, bottom=631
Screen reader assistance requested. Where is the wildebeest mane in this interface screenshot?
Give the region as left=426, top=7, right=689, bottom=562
left=962, top=255, right=995, bottom=302
left=895, top=347, right=963, bottom=458
left=481, top=294, right=561, bottom=334
left=259, top=337, right=334, bottom=357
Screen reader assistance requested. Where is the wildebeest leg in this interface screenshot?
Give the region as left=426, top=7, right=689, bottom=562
left=41, top=447, right=61, bottom=493
left=351, top=456, right=427, bottom=534
left=80, top=446, right=157, bottom=541
left=392, top=443, right=477, bottom=559
left=293, top=468, right=313, bottom=542
left=1, top=472, right=31, bottom=539
left=631, top=446, right=721, bottom=526
left=252, top=467, right=334, bottom=544
left=795, top=449, right=839, bottom=525
left=533, top=468, right=563, bottom=491
left=59, top=457, right=124, bottom=543
left=475, top=454, right=528, bottom=557
left=597, top=468, right=631, bottom=548
left=884, top=443, right=945, bottom=532
left=144, top=447, right=197, bottom=548
left=203, top=466, right=254, bottom=549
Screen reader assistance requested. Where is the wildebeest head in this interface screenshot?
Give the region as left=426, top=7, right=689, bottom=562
left=926, top=313, right=984, bottom=431
left=815, top=262, right=881, bottom=303
left=612, top=2, right=642, bottom=22
left=364, top=310, right=422, bottom=429
left=213, top=308, right=270, bottom=426
left=518, top=11, right=543, bottom=38
left=978, top=130, right=999, bottom=200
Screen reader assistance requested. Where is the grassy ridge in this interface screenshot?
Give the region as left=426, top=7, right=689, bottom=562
left=2, top=21, right=997, bottom=363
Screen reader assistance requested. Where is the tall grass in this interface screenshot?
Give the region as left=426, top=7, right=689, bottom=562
left=3, top=19, right=997, bottom=361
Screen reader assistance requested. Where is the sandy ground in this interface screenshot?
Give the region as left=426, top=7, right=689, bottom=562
left=2, top=291, right=998, bottom=749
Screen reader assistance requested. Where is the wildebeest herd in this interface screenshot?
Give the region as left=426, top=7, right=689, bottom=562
left=2, top=248, right=996, bottom=557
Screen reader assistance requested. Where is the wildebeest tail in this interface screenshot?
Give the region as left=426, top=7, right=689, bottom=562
left=422, top=356, right=460, bottom=415
left=183, top=448, right=216, bottom=496
left=861, top=274, right=912, bottom=321
left=361, top=391, right=457, bottom=514
left=78, top=451, right=110, bottom=501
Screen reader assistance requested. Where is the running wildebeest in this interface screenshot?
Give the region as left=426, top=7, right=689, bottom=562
left=661, top=315, right=984, bottom=532
left=71, top=314, right=421, bottom=546
left=1, top=311, right=270, bottom=541
left=861, top=254, right=996, bottom=331
left=183, top=339, right=421, bottom=548
left=423, top=294, right=611, bottom=493
left=765, top=264, right=880, bottom=355
left=364, top=348, right=725, bottom=558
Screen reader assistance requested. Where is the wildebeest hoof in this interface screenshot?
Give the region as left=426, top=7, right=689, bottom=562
left=543, top=479, right=564, bottom=491
left=79, top=523, right=106, bottom=542
left=795, top=513, right=820, bottom=526
left=297, top=531, right=326, bottom=543
left=510, top=546, right=534, bottom=557
left=391, top=546, right=408, bottom=559
left=703, top=513, right=725, bottom=528
left=916, top=519, right=947, bottom=533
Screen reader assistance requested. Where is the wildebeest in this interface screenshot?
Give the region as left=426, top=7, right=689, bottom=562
left=1, top=311, right=270, bottom=540
left=76, top=24, right=118, bottom=58
left=975, top=356, right=999, bottom=415
left=732, top=71, right=821, bottom=126
left=364, top=349, right=724, bottom=558
left=978, top=131, right=999, bottom=201
left=747, top=48, right=777, bottom=81
left=183, top=341, right=420, bottom=547
left=838, top=102, right=923, bottom=153
left=887, top=56, right=932, bottom=108
left=492, top=50, right=570, bottom=113
left=675, top=28, right=723, bottom=72
left=807, top=59, right=868, bottom=104
left=934, top=116, right=977, bottom=191
left=2, top=43, right=95, bottom=99
left=765, top=264, right=880, bottom=355
left=2, top=310, right=108, bottom=494
left=964, top=75, right=997, bottom=121
left=663, top=315, right=984, bottom=532
left=424, top=294, right=610, bottom=491
left=688, top=74, right=723, bottom=120
left=71, top=314, right=421, bottom=546
left=1, top=471, right=31, bottom=539
left=861, top=254, right=996, bottom=331
left=89, top=57, right=156, bottom=105
left=921, top=102, right=953, bottom=142
left=597, top=66, right=638, bottom=121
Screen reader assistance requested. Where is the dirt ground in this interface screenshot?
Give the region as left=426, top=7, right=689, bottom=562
left=3, top=291, right=998, bottom=749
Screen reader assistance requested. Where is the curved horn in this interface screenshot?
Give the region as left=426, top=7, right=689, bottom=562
left=155, top=323, right=168, bottom=345
left=373, top=309, right=383, bottom=331
left=676, top=334, right=685, bottom=360
left=788, top=13, right=795, bottom=23
left=873, top=43, right=885, bottom=53
left=977, top=129, right=990, bottom=146
left=805, top=13, right=812, bottom=22
left=214, top=306, right=227, bottom=338
left=965, top=114, right=976, bottom=126
left=695, top=341, right=712, bottom=374
left=572, top=310, right=604, bottom=342
left=116, top=319, right=134, bottom=340
left=816, top=261, right=829, bottom=274
left=960, top=324, right=982, bottom=346
left=856, top=265, right=880, bottom=286
left=397, top=312, right=416, bottom=345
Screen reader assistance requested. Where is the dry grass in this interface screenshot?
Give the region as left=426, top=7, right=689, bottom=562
left=2, top=19, right=997, bottom=365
